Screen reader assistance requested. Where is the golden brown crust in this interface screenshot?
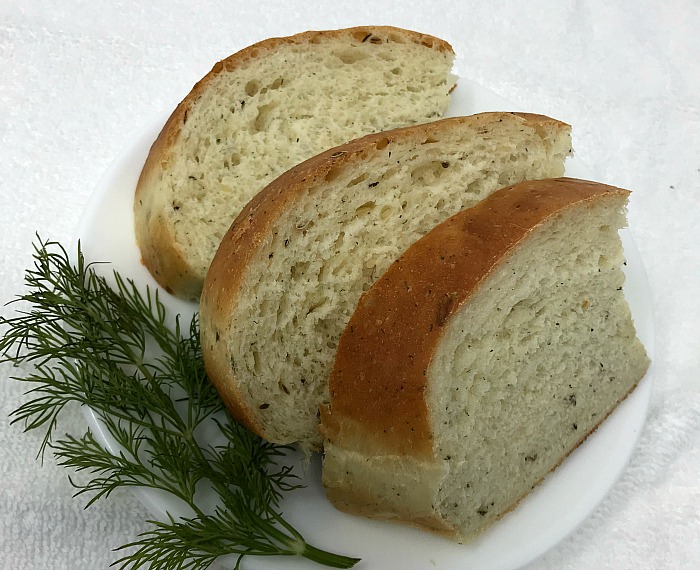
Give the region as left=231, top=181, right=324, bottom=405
left=322, top=178, right=630, bottom=460
left=200, top=113, right=571, bottom=434
left=134, top=26, right=455, bottom=299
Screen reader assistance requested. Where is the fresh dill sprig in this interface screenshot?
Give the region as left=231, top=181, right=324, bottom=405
left=0, top=237, right=360, bottom=570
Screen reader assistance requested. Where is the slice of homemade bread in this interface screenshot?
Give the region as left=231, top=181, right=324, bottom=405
left=321, top=178, right=650, bottom=542
left=135, top=26, right=456, bottom=300
left=199, top=112, right=573, bottom=448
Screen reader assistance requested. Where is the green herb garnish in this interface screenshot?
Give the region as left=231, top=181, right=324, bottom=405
left=0, top=237, right=359, bottom=570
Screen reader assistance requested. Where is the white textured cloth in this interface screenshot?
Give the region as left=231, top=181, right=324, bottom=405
left=1, top=1, right=698, bottom=569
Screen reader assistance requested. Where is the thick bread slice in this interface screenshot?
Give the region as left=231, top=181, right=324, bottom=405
left=135, top=26, right=456, bottom=300
left=199, top=112, right=572, bottom=448
left=321, top=178, right=650, bottom=542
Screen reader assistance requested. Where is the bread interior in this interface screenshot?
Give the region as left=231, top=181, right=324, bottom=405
left=229, top=117, right=571, bottom=445
left=159, top=34, right=455, bottom=282
left=427, top=194, right=649, bottom=540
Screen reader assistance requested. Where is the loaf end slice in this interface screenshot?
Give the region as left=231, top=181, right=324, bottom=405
left=321, top=177, right=650, bottom=541
left=200, top=112, right=572, bottom=448
left=135, top=26, right=456, bottom=300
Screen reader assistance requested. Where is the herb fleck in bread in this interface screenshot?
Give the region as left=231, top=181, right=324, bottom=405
left=199, top=112, right=573, bottom=449
left=321, top=177, right=650, bottom=542
left=134, top=26, right=456, bottom=300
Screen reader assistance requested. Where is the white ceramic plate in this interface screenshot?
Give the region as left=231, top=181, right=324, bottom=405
left=74, top=77, right=654, bottom=570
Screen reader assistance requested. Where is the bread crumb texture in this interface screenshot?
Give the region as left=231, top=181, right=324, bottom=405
left=200, top=113, right=572, bottom=447
left=321, top=178, right=650, bottom=542
left=134, top=26, right=456, bottom=300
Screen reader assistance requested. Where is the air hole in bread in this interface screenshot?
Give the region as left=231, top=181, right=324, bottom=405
left=411, top=160, right=447, bottom=183
left=379, top=205, right=393, bottom=221
left=332, top=231, right=346, bottom=252
left=306, top=298, right=325, bottom=317
left=347, top=172, right=369, bottom=187
left=269, top=77, right=284, bottom=90
left=354, top=201, right=376, bottom=217
left=295, top=218, right=314, bottom=232
left=498, top=171, right=516, bottom=186
left=324, top=165, right=343, bottom=182
left=291, top=261, right=310, bottom=279
left=253, top=103, right=276, bottom=132
left=351, top=30, right=371, bottom=42
left=375, top=137, right=390, bottom=150
left=252, top=350, right=262, bottom=375
left=380, top=166, right=399, bottom=181
left=244, top=80, right=260, bottom=97
left=335, top=49, right=369, bottom=64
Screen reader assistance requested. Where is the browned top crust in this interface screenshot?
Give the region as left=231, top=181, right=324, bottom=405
left=134, top=26, right=455, bottom=298
left=321, top=178, right=630, bottom=459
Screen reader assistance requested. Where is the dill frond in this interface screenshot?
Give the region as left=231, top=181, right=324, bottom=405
left=0, top=237, right=360, bottom=570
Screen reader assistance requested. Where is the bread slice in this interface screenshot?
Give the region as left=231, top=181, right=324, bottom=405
left=321, top=177, right=650, bottom=542
left=134, top=26, right=457, bottom=300
left=199, top=112, right=573, bottom=449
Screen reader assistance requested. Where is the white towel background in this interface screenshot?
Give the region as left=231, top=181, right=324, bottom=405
left=1, top=1, right=698, bottom=568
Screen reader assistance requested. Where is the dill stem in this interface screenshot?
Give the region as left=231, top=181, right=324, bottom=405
left=267, top=511, right=361, bottom=568
left=300, top=543, right=361, bottom=568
